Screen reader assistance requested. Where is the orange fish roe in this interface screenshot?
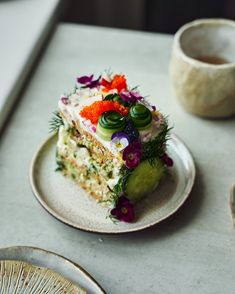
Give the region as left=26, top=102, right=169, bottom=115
left=80, top=100, right=129, bottom=124
left=113, top=101, right=129, bottom=116
left=101, top=74, right=127, bottom=93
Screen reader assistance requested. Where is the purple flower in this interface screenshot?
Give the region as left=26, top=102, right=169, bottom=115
left=152, top=105, right=156, bottom=111
left=152, top=113, right=159, bottom=121
left=111, top=132, right=130, bottom=152
left=120, top=90, right=142, bottom=103
left=91, top=126, right=96, bottom=133
left=110, top=196, right=135, bottom=222
left=123, top=142, right=142, bottom=169
left=77, top=74, right=101, bottom=88
left=77, top=75, right=93, bottom=84
left=161, top=153, right=174, bottom=167
left=61, top=97, right=69, bottom=105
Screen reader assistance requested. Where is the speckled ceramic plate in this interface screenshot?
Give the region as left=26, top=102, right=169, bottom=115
left=30, top=134, right=195, bottom=234
left=0, top=246, right=105, bottom=294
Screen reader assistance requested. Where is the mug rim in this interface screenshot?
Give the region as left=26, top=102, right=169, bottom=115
left=174, top=18, right=235, bottom=69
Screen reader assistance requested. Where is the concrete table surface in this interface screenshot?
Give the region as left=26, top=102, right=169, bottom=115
left=0, top=23, right=235, bottom=294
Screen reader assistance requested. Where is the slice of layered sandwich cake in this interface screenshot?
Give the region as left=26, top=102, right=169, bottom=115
left=52, top=72, right=173, bottom=222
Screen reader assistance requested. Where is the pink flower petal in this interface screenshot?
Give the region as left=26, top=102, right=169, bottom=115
left=61, top=97, right=69, bottom=105
left=77, top=74, right=94, bottom=84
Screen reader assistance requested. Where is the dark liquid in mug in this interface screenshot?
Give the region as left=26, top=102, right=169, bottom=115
left=195, top=55, right=229, bottom=65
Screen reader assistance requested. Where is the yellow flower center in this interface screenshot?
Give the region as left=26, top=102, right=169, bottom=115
left=128, top=153, right=134, bottom=160
left=121, top=207, right=128, bottom=214
left=116, top=143, right=123, bottom=149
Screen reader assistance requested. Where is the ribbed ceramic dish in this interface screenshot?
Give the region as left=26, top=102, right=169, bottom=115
left=0, top=246, right=105, bottom=294
left=30, top=134, right=195, bottom=234
left=0, top=260, right=85, bottom=293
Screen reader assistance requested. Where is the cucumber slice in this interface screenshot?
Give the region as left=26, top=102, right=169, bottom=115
left=129, top=104, right=152, bottom=129
left=125, top=159, right=164, bottom=202
left=97, top=111, right=125, bottom=140
left=96, top=123, right=117, bottom=141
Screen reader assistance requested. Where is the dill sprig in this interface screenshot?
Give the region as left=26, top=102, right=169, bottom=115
left=104, top=67, right=113, bottom=77
left=142, top=119, right=172, bottom=167
left=55, top=150, right=66, bottom=172
left=130, top=85, right=140, bottom=91
left=55, top=160, right=65, bottom=172
left=64, top=84, right=78, bottom=97
left=49, top=111, right=64, bottom=133
left=99, top=165, right=132, bottom=206
left=112, top=166, right=132, bottom=201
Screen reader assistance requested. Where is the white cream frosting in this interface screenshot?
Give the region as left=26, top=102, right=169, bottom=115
left=58, top=87, right=164, bottom=156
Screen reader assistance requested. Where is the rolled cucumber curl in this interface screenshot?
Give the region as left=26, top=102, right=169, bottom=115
left=129, top=104, right=152, bottom=130
left=97, top=111, right=125, bottom=141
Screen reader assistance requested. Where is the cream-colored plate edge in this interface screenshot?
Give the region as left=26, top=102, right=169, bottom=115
left=29, top=133, right=196, bottom=234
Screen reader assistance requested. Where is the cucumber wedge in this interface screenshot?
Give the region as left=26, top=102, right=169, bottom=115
left=125, top=159, right=164, bottom=202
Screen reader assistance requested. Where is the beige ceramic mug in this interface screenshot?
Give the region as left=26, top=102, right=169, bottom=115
left=170, top=18, right=235, bottom=118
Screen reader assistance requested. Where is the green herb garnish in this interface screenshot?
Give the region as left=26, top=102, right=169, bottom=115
left=55, top=159, right=65, bottom=172
left=142, top=120, right=172, bottom=167
left=49, top=111, right=64, bottom=133
left=112, top=166, right=132, bottom=201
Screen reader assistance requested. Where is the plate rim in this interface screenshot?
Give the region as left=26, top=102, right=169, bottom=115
left=29, top=133, right=196, bottom=234
left=0, top=245, right=106, bottom=293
